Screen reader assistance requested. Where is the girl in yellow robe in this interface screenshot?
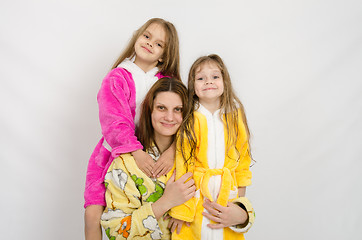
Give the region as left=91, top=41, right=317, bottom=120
left=169, top=54, right=255, bottom=240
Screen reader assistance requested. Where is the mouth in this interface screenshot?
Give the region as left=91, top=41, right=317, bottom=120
left=161, top=122, right=177, bottom=128
left=203, top=88, right=216, bottom=91
left=142, top=46, right=152, bottom=53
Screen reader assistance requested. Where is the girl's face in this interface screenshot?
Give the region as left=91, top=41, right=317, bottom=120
left=134, top=23, right=166, bottom=69
left=151, top=91, right=183, bottom=140
left=194, top=61, right=224, bottom=107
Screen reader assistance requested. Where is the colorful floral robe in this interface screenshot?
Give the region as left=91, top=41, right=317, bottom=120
left=101, top=151, right=174, bottom=240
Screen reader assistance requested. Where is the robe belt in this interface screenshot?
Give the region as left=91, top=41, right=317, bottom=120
left=194, top=167, right=233, bottom=207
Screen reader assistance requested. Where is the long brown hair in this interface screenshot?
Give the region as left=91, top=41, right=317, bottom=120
left=137, top=77, right=188, bottom=154
left=111, top=18, right=180, bottom=80
left=180, top=54, right=251, bottom=165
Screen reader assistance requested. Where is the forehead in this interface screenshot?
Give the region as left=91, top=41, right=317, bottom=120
left=154, top=91, right=182, bottom=105
left=144, top=23, right=167, bottom=41
left=195, top=61, right=221, bottom=74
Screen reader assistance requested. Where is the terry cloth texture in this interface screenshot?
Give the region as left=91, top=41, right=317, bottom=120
left=169, top=107, right=253, bottom=240
left=84, top=60, right=165, bottom=208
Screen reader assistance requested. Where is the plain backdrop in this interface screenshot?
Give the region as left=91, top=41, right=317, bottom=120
left=1, top=0, right=361, bottom=239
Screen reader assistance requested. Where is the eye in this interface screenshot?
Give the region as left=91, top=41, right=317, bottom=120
left=143, top=34, right=150, bottom=39
left=156, top=43, right=163, bottom=48
left=213, top=75, right=220, bottom=79
left=157, top=105, right=165, bottom=110
left=174, top=107, right=182, bottom=112
left=196, top=77, right=203, bottom=81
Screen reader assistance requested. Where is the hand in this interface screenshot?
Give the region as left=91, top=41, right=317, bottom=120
left=162, top=171, right=196, bottom=209
left=166, top=216, right=190, bottom=234
left=202, top=199, right=248, bottom=229
left=152, top=141, right=175, bottom=178
left=132, top=149, right=155, bottom=177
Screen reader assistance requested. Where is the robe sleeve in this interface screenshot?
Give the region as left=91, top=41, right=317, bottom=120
left=234, top=110, right=252, bottom=187
left=168, top=115, right=200, bottom=222
left=101, top=156, right=163, bottom=239
left=229, top=197, right=255, bottom=233
left=97, top=68, right=143, bottom=158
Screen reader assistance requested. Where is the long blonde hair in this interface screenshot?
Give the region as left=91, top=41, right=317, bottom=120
left=180, top=54, right=251, bottom=165
left=111, top=18, right=180, bottom=80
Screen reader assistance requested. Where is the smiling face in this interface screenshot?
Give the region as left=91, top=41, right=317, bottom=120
left=151, top=91, right=183, bottom=142
left=134, top=23, right=166, bottom=71
left=194, top=61, right=224, bottom=110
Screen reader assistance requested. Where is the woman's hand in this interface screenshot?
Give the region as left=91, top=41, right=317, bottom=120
left=202, top=199, right=248, bottom=229
left=151, top=172, right=195, bottom=219
left=163, top=171, right=195, bottom=207
left=132, top=149, right=155, bottom=177
left=152, top=141, right=175, bottom=178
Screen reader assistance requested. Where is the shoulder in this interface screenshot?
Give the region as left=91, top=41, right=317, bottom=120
left=105, top=68, right=133, bottom=83
left=100, top=68, right=135, bottom=93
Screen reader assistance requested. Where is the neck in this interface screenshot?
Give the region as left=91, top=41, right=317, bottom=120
left=134, top=57, right=158, bottom=73
left=154, top=134, right=172, bottom=153
left=199, top=100, right=221, bottom=114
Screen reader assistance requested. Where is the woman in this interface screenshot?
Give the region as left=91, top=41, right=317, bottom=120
left=100, top=77, right=196, bottom=240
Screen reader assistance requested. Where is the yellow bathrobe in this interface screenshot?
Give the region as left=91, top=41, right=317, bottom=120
left=169, top=108, right=254, bottom=240
left=101, top=150, right=174, bottom=240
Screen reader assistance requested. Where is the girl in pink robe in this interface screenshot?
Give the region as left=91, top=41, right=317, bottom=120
left=84, top=18, right=181, bottom=240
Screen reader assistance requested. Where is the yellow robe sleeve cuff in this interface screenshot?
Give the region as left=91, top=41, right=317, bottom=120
left=229, top=197, right=255, bottom=233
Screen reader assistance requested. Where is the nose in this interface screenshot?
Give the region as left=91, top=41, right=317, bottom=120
left=164, top=110, right=174, bottom=121
left=147, top=41, right=153, bottom=48
left=205, top=76, right=214, bottom=84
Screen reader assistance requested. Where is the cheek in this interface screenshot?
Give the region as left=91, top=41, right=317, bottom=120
left=175, top=114, right=183, bottom=125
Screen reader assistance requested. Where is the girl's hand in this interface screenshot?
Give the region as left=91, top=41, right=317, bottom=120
left=152, top=141, right=175, bottom=178
left=132, top=149, right=155, bottom=177
left=162, top=171, right=195, bottom=208
left=202, top=199, right=248, bottom=229
left=166, top=216, right=190, bottom=234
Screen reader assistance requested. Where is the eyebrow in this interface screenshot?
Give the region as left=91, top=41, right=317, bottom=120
left=143, top=30, right=166, bottom=45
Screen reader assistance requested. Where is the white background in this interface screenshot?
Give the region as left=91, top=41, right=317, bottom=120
left=1, top=0, right=361, bottom=239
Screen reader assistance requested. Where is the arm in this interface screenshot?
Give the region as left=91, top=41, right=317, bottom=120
left=234, top=110, right=252, bottom=187
left=152, top=172, right=195, bottom=220
left=101, top=157, right=161, bottom=239
left=169, top=117, right=200, bottom=222
left=202, top=194, right=255, bottom=233
left=98, top=68, right=143, bottom=158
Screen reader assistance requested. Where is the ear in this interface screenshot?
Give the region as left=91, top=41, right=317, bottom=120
left=158, top=58, right=163, bottom=63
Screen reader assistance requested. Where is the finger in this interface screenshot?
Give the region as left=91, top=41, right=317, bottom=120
left=202, top=211, right=220, bottom=223
left=171, top=222, right=176, bottom=233
left=152, top=162, right=164, bottom=176
left=203, top=202, right=220, bottom=216
left=178, top=172, right=192, bottom=182
left=163, top=215, right=170, bottom=221
left=207, top=223, right=225, bottom=229
left=208, top=200, right=225, bottom=213
left=157, top=165, right=172, bottom=178
left=167, top=219, right=173, bottom=229
left=185, top=222, right=190, bottom=227
left=141, top=166, right=152, bottom=177
left=185, top=185, right=196, bottom=195
left=166, top=171, right=176, bottom=186
left=184, top=178, right=195, bottom=188
left=176, top=222, right=182, bottom=234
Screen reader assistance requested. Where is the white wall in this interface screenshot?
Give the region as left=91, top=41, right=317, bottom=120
left=1, top=0, right=361, bottom=239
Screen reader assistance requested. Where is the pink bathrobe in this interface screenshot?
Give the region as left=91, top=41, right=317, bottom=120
left=84, top=66, right=165, bottom=208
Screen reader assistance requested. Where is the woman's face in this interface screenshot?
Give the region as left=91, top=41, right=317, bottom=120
left=151, top=91, right=183, bottom=139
